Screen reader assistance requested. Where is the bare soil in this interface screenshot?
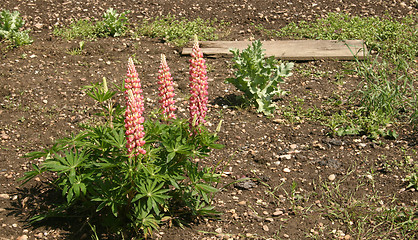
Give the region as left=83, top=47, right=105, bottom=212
left=0, top=0, right=417, bottom=239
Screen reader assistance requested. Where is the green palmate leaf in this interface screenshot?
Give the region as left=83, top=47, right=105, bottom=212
left=195, top=183, right=218, bottom=193
left=42, top=150, right=89, bottom=176
left=18, top=163, right=46, bottom=185
left=103, top=128, right=126, bottom=149
left=133, top=179, right=171, bottom=215
left=24, top=143, right=66, bottom=160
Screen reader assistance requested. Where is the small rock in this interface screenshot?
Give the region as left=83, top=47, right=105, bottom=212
left=0, top=208, right=6, bottom=212
left=34, top=23, right=43, bottom=29
left=283, top=234, right=290, bottom=238
left=265, top=217, right=274, bottom=222
left=17, top=235, right=28, bottom=240
left=328, top=174, right=336, bottom=181
left=234, top=179, right=257, bottom=190
left=358, top=143, right=367, bottom=148
left=262, top=225, right=269, bottom=231
left=1, top=132, right=9, bottom=140
left=283, top=168, right=291, bottom=173
left=238, top=201, right=247, bottom=205
left=42, top=99, right=48, bottom=104
left=12, top=223, right=18, bottom=227
left=215, top=227, right=222, bottom=233
left=0, top=193, right=10, bottom=199
left=273, top=210, right=283, bottom=216
left=272, top=118, right=285, bottom=124
left=280, top=154, right=292, bottom=160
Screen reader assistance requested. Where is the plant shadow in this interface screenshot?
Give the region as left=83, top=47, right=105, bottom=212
left=212, top=93, right=247, bottom=109
left=7, top=183, right=89, bottom=239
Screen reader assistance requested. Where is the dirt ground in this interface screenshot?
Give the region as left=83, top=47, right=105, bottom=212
left=0, top=0, right=417, bottom=239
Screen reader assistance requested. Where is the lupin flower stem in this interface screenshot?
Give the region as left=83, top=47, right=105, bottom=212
left=188, top=36, right=209, bottom=134
left=124, top=57, right=146, bottom=157
left=158, top=54, right=176, bottom=121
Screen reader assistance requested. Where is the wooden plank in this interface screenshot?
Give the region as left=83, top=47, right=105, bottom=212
left=181, top=40, right=368, bottom=60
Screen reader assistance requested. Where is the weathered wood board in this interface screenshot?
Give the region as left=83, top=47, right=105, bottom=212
left=181, top=40, right=368, bottom=60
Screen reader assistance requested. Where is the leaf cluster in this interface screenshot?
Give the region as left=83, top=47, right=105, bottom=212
left=226, top=40, right=294, bottom=116
left=136, top=15, right=222, bottom=46
left=0, top=9, right=33, bottom=47
left=53, top=8, right=129, bottom=40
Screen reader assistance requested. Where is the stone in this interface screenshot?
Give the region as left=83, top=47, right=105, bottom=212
left=17, top=235, right=28, bottom=240
left=273, top=210, right=283, bottom=216
left=0, top=194, right=10, bottom=199
left=263, top=225, right=269, bottom=231
left=280, top=154, right=292, bottom=160
left=328, top=174, right=336, bottom=181
left=283, top=168, right=291, bottom=173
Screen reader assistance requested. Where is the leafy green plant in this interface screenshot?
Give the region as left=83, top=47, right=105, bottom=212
left=53, top=8, right=129, bottom=40
left=0, top=9, right=33, bottom=47
left=225, top=40, right=294, bottom=116
left=96, top=8, right=129, bottom=37
left=404, top=173, right=417, bottom=190
left=20, top=55, right=223, bottom=238
left=53, top=19, right=98, bottom=40
left=66, top=41, right=85, bottom=55
left=136, top=15, right=224, bottom=46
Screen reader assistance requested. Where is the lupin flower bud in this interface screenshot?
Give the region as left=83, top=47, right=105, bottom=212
left=125, top=58, right=146, bottom=156
left=188, top=36, right=209, bottom=133
left=158, top=54, right=176, bottom=120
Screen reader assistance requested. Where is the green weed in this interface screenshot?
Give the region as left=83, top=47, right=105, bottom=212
left=0, top=9, right=33, bottom=47
left=53, top=8, right=129, bottom=40
left=136, top=15, right=226, bottom=46
left=226, top=40, right=294, bottom=116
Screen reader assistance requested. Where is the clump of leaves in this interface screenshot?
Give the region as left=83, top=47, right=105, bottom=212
left=0, top=9, right=33, bottom=47
left=225, top=40, right=294, bottom=116
left=53, top=8, right=129, bottom=40
left=20, top=61, right=223, bottom=238
left=96, top=8, right=129, bottom=37
left=136, top=15, right=223, bottom=46
left=404, top=173, right=417, bottom=190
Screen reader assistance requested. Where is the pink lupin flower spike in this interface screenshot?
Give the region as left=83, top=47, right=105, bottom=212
left=158, top=54, right=176, bottom=121
left=125, top=57, right=146, bottom=156
left=188, top=36, right=209, bottom=134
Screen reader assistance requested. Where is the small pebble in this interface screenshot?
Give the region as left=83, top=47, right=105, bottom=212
left=328, top=174, right=336, bottom=181
left=280, top=154, right=292, bottom=160
left=283, top=168, right=291, bottom=173
left=0, top=193, right=9, bottom=199
left=16, top=235, right=28, bottom=240
left=273, top=210, right=283, bottom=216
left=263, top=225, right=269, bottom=231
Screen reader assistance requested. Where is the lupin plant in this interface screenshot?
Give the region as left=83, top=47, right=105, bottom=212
left=157, top=54, right=176, bottom=120
left=21, top=39, right=223, bottom=238
left=188, top=35, right=209, bottom=133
